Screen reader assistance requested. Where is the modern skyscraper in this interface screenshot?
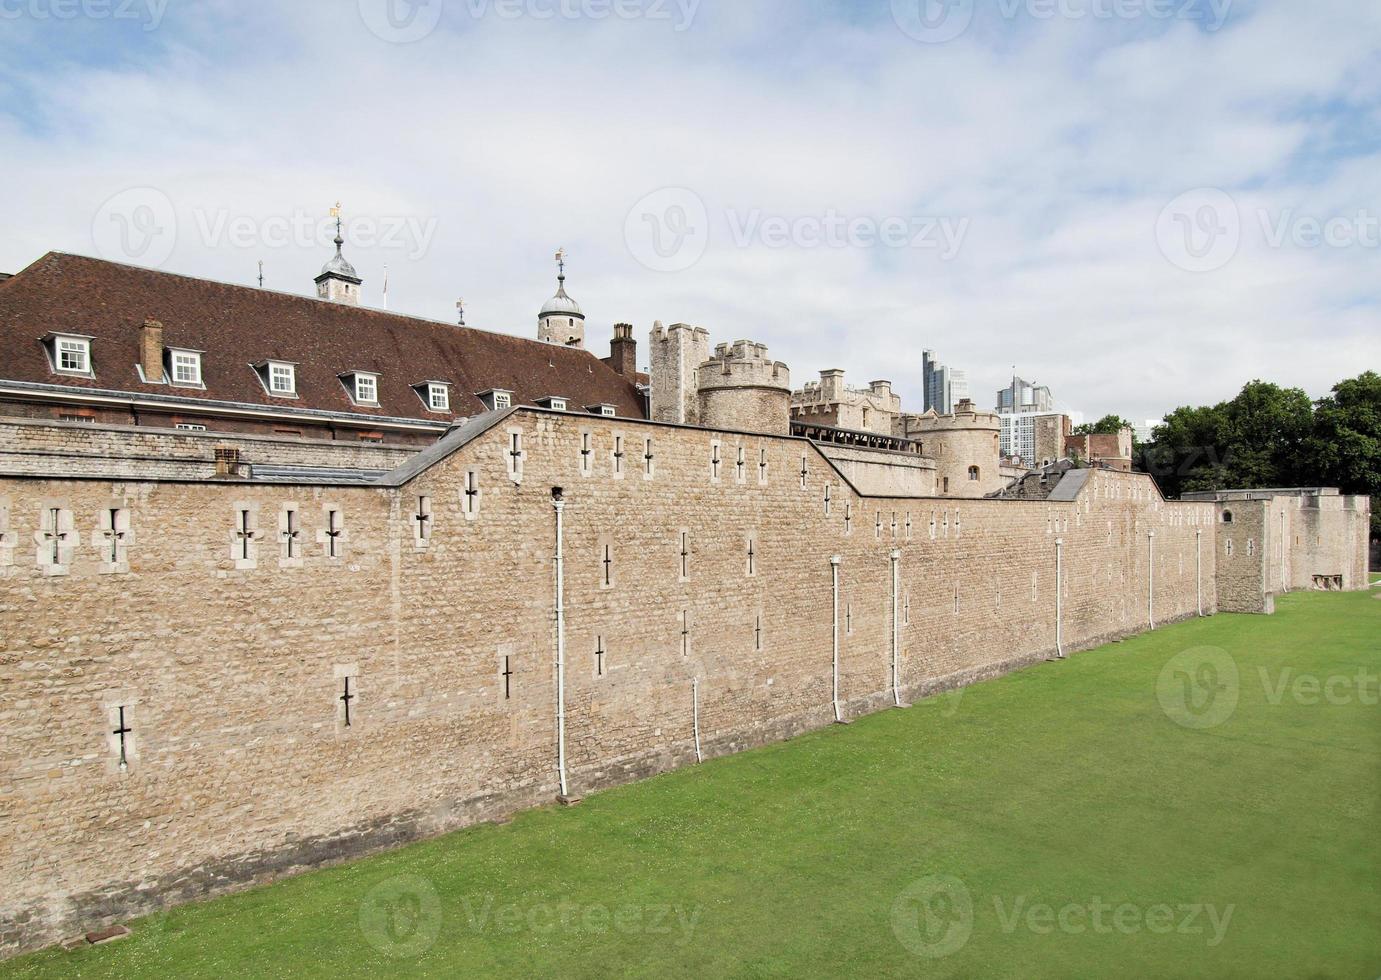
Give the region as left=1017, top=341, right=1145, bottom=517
left=996, top=374, right=1054, bottom=414
left=922, top=350, right=966, bottom=415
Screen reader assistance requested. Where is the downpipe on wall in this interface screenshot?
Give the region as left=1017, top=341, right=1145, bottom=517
left=831, top=556, right=843, bottom=723
left=552, top=487, right=573, bottom=803
left=1148, top=530, right=1156, bottom=630
left=1195, top=528, right=1203, bottom=616
left=1055, top=537, right=1064, bottom=659
left=891, top=550, right=907, bottom=708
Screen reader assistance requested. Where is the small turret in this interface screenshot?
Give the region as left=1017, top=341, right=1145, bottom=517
left=538, top=248, right=585, bottom=349
left=315, top=202, right=362, bottom=306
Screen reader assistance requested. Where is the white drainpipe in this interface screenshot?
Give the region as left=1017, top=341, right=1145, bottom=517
left=552, top=490, right=570, bottom=800
left=1147, top=530, right=1156, bottom=630
left=1195, top=528, right=1203, bottom=616
left=1055, top=537, right=1064, bottom=659
left=692, top=678, right=703, bottom=763
left=831, top=556, right=842, bottom=723
left=890, top=549, right=903, bottom=707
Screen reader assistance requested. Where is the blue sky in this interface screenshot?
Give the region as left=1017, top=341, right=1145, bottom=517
left=1, top=0, right=1378, bottom=423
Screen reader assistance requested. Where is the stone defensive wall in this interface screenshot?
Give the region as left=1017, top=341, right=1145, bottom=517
left=1, top=407, right=1225, bottom=955
left=0, top=418, right=415, bottom=481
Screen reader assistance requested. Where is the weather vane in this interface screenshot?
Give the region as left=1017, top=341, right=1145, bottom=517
left=456, top=297, right=466, bottom=326
left=555, top=248, right=566, bottom=280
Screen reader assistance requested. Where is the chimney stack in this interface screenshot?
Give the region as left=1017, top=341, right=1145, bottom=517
left=604, top=322, right=638, bottom=380
left=140, top=319, right=165, bottom=383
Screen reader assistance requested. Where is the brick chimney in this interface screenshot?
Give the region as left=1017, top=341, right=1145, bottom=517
left=140, top=319, right=165, bottom=383
left=603, top=322, right=638, bottom=380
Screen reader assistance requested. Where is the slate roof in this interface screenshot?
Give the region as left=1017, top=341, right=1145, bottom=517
left=0, top=252, right=645, bottom=422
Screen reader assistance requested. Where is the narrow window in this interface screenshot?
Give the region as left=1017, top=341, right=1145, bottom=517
left=845, top=602, right=853, bottom=635
left=754, top=613, right=763, bottom=652
left=339, top=676, right=357, bottom=727
left=746, top=536, right=757, bottom=577
left=613, top=434, right=625, bottom=476
left=875, top=511, right=883, bottom=539
left=507, top=431, right=524, bottom=481
left=800, top=454, right=809, bottom=489
left=415, top=495, right=432, bottom=544
left=968, top=465, right=980, bottom=481
left=758, top=448, right=768, bottom=483
left=824, top=485, right=832, bottom=516
left=594, top=636, right=606, bottom=677
left=580, top=432, right=593, bottom=476
left=602, top=543, right=613, bottom=587
left=845, top=502, right=853, bottom=534
left=501, top=656, right=514, bottom=700
left=681, top=609, right=691, bottom=657
left=235, top=508, right=257, bottom=563
left=679, top=531, right=690, bottom=580
left=99, top=507, right=129, bottom=569
left=324, top=509, right=343, bottom=558
left=736, top=446, right=746, bottom=482
left=644, top=438, right=655, bottom=477
left=711, top=441, right=721, bottom=481
left=111, top=705, right=132, bottom=771
left=462, top=471, right=480, bottom=518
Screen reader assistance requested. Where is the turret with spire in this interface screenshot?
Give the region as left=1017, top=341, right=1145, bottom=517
left=537, top=247, right=585, bottom=348
left=315, top=202, right=363, bottom=306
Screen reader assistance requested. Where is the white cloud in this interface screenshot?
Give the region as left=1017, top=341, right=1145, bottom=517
left=1, top=0, right=1377, bottom=424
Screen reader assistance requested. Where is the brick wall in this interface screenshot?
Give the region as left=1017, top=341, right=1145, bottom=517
left=0, top=410, right=1226, bottom=955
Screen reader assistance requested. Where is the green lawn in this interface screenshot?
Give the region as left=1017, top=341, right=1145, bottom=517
left=6, top=591, right=1379, bottom=979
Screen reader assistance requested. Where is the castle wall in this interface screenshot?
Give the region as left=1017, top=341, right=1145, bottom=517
left=648, top=324, right=709, bottom=426
left=815, top=444, right=936, bottom=497
left=0, top=417, right=416, bottom=480
left=1214, top=502, right=1273, bottom=614
left=0, top=410, right=1229, bottom=955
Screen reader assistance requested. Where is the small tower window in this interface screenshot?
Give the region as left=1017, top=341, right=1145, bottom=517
left=968, top=466, right=980, bottom=481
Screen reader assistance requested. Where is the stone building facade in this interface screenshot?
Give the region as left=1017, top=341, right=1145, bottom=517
left=791, top=370, right=901, bottom=435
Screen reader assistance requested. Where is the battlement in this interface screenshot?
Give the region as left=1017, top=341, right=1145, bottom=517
left=697, top=340, right=790, bottom=391
left=650, top=321, right=711, bottom=345
left=906, top=401, right=1001, bottom=434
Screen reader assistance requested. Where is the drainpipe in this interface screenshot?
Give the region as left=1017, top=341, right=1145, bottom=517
left=1195, top=528, right=1203, bottom=616
left=552, top=488, right=570, bottom=801
left=831, top=556, right=842, bottom=723
left=692, top=678, right=703, bottom=763
left=890, top=549, right=903, bottom=707
left=1055, top=538, right=1064, bottom=659
left=1147, top=530, right=1156, bottom=630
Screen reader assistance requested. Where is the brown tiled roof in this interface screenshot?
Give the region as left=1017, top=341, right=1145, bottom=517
left=0, top=252, right=645, bottom=422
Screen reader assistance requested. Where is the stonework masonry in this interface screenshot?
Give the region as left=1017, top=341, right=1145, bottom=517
left=0, top=411, right=1367, bottom=957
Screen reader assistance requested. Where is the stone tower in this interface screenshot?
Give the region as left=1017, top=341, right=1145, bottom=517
left=537, top=249, right=585, bottom=349
left=906, top=399, right=1002, bottom=498
left=649, top=321, right=710, bottom=425
left=315, top=204, right=362, bottom=306
left=696, top=340, right=792, bottom=436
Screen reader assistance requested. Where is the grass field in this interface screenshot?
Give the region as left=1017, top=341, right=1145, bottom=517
left=5, top=589, right=1379, bottom=979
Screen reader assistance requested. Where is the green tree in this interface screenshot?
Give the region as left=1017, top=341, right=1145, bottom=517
left=1074, top=415, right=1136, bottom=438
left=1306, top=371, right=1381, bottom=537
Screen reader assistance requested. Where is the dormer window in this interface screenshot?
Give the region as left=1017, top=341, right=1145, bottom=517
left=586, top=403, right=617, bottom=418
left=428, top=384, right=449, bottom=412
left=254, top=360, right=298, bottom=397
left=354, top=373, right=378, bottom=405
left=45, top=334, right=93, bottom=376
left=476, top=389, right=515, bottom=412
left=535, top=396, right=570, bottom=412
left=169, top=350, right=203, bottom=387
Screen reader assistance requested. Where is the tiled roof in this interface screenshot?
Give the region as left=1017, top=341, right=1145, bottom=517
left=0, top=252, right=645, bottom=422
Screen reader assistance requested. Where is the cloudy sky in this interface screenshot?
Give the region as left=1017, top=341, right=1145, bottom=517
left=2, top=0, right=1378, bottom=423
